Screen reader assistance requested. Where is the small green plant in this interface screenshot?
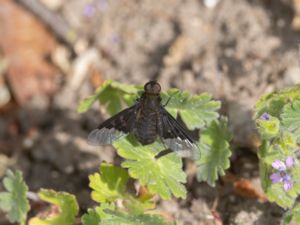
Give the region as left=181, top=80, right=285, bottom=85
left=82, top=163, right=172, bottom=225
left=254, top=84, right=300, bottom=224
left=3, top=80, right=300, bottom=224
left=0, top=170, right=79, bottom=225
left=78, top=80, right=232, bottom=223
left=78, top=80, right=232, bottom=191
left=0, top=170, right=29, bottom=225
left=0, top=80, right=232, bottom=224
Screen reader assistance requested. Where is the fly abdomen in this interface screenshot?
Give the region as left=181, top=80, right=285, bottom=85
left=134, top=110, right=158, bottom=145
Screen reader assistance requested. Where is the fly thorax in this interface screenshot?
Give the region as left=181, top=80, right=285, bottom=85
left=134, top=107, right=158, bottom=145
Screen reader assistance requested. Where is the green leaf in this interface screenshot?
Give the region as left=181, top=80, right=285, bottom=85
left=82, top=203, right=115, bottom=225
left=124, top=193, right=155, bottom=214
left=256, top=116, right=280, bottom=139
left=162, top=90, right=220, bottom=130
left=28, top=189, right=79, bottom=225
left=265, top=183, right=295, bottom=209
left=280, top=204, right=300, bottom=225
left=281, top=100, right=300, bottom=143
left=254, top=85, right=300, bottom=209
left=82, top=203, right=170, bottom=225
left=82, top=208, right=101, bottom=225
left=281, top=209, right=293, bottom=225
left=101, top=210, right=170, bottom=225
left=292, top=203, right=300, bottom=223
left=77, top=80, right=139, bottom=114
left=113, top=137, right=187, bottom=199
left=254, top=84, right=300, bottom=119
left=0, top=170, right=30, bottom=225
left=195, top=118, right=232, bottom=186
left=257, top=141, right=281, bottom=166
left=89, top=163, right=129, bottom=203
left=276, top=132, right=297, bottom=155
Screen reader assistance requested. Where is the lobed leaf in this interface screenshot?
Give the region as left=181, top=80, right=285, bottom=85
left=100, top=210, right=170, bottom=225
left=195, top=118, right=232, bottom=186
left=82, top=208, right=101, bottom=225
left=256, top=115, right=280, bottom=140
left=82, top=202, right=170, bottom=225
left=123, top=191, right=155, bottom=214
left=292, top=203, right=300, bottom=223
left=0, top=170, right=30, bottom=225
left=254, top=85, right=300, bottom=209
left=28, top=189, right=79, bottom=225
left=254, top=84, right=300, bottom=119
left=89, top=163, right=129, bottom=203
left=162, top=89, right=221, bottom=130
left=281, top=100, right=300, bottom=143
left=77, top=80, right=139, bottom=114
left=113, top=136, right=187, bottom=199
left=82, top=203, right=115, bottom=225
left=265, top=183, right=295, bottom=209
left=257, top=141, right=281, bottom=166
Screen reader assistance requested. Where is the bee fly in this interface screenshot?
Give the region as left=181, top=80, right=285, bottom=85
left=88, top=81, right=198, bottom=157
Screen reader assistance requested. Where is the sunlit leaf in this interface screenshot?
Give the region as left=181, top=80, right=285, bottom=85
left=82, top=208, right=100, bottom=225
left=28, top=189, right=78, bottom=225
left=162, top=90, right=220, bottom=130
left=281, top=100, right=300, bottom=143
left=265, top=183, right=295, bottom=209
left=101, top=209, right=170, bottom=225
left=124, top=188, right=155, bottom=213
left=257, top=141, right=281, bottom=166
left=89, top=163, right=129, bottom=203
left=195, top=118, right=232, bottom=186
left=82, top=203, right=115, bottom=225
left=254, top=84, right=300, bottom=119
left=0, top=170, right=29, bottom=225
left=82, top=203, right=170, bottom=225
left=281, top=210, right=293, bottom=225
left=113, top=137, right=187, bottom=199
left=281, top=203, right=300, bottom=225
left=78, top=80, right=139, bottom=114
left=292, top=203, right=300, bottom=223
left=256, top=116, right=280, bottom=140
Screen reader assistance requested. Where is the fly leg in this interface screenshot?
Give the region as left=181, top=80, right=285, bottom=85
left=155, top=116, right=173, bottom=159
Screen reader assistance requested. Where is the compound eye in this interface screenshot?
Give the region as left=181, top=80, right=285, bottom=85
left=152, top=83, right=161, bottom=93
left=144, top=81, right=161, bottom=94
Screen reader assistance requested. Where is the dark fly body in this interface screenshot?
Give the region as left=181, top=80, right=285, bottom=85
left=88, top=81, right=198, bottom=157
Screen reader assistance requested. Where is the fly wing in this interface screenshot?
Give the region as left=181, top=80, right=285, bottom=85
left=88, top=104, right=139, bottom=145
left=158, top=107, right=198, bottom=158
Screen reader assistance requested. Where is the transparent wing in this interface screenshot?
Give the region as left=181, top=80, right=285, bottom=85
left=88, top=128, right=125, bottom=145
left=88, top=104, right=139, bottom=145
left=158, top=107, right=199, bottom=158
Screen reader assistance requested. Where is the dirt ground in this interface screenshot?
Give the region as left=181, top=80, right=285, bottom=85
left=1, top=0, right=300, bottom=224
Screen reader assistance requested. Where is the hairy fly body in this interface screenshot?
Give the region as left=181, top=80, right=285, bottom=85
left=88, top=81, right=198, bottom=157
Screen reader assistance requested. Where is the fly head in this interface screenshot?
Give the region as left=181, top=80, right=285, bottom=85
left=144, top=81, right=161, bottom=95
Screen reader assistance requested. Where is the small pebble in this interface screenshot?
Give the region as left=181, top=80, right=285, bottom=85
left=204, top=0, right=220, bottom=8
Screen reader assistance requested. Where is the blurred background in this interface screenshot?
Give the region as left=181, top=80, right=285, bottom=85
left=1, top=0, right=300, bottom=224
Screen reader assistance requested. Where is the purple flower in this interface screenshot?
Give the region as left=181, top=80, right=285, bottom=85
left=260, top=112, right=271, bottom=121
left=111, top=34, right=120, bottom=43
left=83, top=3, right=96, bottom=17
left=270, top=156, right=295, bottom=191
